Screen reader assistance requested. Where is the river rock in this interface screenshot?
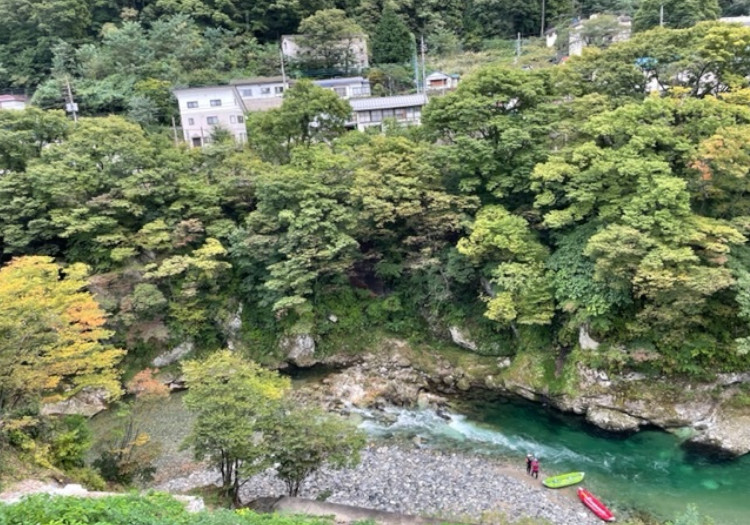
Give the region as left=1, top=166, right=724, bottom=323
left=687, top=408, right=750, bottom=456
left=152, top=341, right=194, bottom=367
left=41, top=387, right=110, bottom=417
left=281, top=334, right=316, bottom=366
left=586, top=406, right=642, bottom=431
left=448, top=326, right=478, bottom=352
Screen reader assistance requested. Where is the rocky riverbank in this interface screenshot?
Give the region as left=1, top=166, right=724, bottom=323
left=156, top=444, right=601, bottom=525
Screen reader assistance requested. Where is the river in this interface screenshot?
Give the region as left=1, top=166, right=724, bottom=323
left=89, top=391, right=750, bottom=524
left=360, top=396, right=750, bottom=524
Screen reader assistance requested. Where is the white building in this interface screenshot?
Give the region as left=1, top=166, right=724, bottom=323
left=282, top=34, right=369, bottom=72
left=314, top=77, right=370, bottom=99
left=0, top=94, right=28, bottom=110
left=174, top=76, right=374, bottom=147
left=231, top=76, right=289, bottom=111
left=569, top=14, right=632, bottom=56
left=348, top=93, right=428, bottom=132
left=173, top=86, right=248, bottom=148
left=719, top=16, right=750, bottom=27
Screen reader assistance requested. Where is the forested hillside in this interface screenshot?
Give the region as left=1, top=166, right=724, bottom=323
left=2, top=0, right=750, bottom=95
left=4, top=21, right=750, bottom=381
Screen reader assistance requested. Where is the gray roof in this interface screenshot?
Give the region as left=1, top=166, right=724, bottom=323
left=350, top=94, right=427, bottom=112
left=314, top=77, right=368, bottom=87
left=230, top=76, right=286, bottom=85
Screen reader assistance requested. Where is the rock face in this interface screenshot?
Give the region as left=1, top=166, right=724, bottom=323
left=578, top=324, right=600, bottom=351
left=152, top=341, right=194, bottom=367
left=224, top=305, right=243, bottom=351
left=280, top=334, right=316, bottom=366
left=585, top=406, right=642, bottom=431
left=507, top=364, right=750, bottom=457
left=448, top=326, right=478, bottom=351
left=41, top=388, right=110, bottom=417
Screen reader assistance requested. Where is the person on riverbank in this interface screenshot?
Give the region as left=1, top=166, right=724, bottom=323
left=531, top=457, right=540, bottom=479
left=526, top=454, right=533, bottom=475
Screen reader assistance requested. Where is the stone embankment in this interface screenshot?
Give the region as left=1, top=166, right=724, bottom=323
left=157, top=444, right=601, bottom=525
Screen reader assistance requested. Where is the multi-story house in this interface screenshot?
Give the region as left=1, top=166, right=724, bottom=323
left=174, top=77, right=427, bottom=146
left=173, top=85, right=248, bottom=148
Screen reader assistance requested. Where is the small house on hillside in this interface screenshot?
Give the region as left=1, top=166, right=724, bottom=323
left=0, top=94, right=28, bottom=110
left=425, top=72, right=460, bottom=92
left=282, top=34, right=369, bottom=73
left=348, top=93, right=427, bottom=131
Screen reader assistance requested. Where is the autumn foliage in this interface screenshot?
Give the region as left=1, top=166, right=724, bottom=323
left=0, top=256, right=123, bottom=425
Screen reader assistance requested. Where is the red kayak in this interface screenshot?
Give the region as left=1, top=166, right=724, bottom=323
left=578, top=487, right=616, bottom=522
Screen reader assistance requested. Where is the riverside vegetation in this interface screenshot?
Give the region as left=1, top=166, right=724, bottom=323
left=2, top=7, right=750, bottom=525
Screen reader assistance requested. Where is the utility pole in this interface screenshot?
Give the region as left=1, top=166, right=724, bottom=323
left=515, top=32, right=521, bottom=64
left=540, top=0, right=546, bottom=38
left=660, top=4, right=664, bottom=27
left=420, top=34, right=427, bottom=98
left=279, top=42, right=287, bottom=88
left=64, top=76, right=78, bottom=123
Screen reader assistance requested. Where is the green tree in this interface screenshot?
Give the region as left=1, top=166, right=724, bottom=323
left=230, top=147, right=359, bottom=317
left=634, top=0, right=720, bottom=32
left=269, top=405, right=365, bottom=496
left=247, top=80, right=352, bottom=162
left=296, top=9, right=365, bottom=73
left=182, top=350, right=290, bottom=505
left=371, top=5, right=413, bottom=64
left=458, top=205, right=554, bottom=331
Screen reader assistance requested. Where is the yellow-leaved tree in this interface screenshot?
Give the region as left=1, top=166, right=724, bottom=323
left=0, top=256, right=124, bottom=431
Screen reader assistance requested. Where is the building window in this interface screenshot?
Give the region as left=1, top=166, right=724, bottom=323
left=260, top=87, right=271, bottom=95
left=383, top=109, right=395, bottom=119
left=334, top=87, right=347, bottom=97
left=395, top=109, right=407, bottom=121
left=192, top=137, right=202, bottom=147
left=358, top=111, right=370, bottom=123
left=210, top=99, right=222, bottom=107
left=237, top=115, right=244, bottom=123
left=207, top=116, right=219, bottom=125
left=187, top=101, right=198, bottom=108
left=370, top=110, right=382, bottom=122
left=241, top=89, right=253, bottom=97
left=274, top=86, right=284, bottom=94
left=187, top=118, right=195, bottom=125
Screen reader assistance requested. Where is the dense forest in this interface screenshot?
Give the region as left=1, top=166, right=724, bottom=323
left=5, top=20, right=750, bottom=379
left=2, top=0, right=750, bottom=94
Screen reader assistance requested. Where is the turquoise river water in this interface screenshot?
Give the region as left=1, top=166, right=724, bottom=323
left=360, top=397, right=750, bottom=524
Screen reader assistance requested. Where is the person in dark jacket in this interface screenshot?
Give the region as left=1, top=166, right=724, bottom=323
left=526, top=454, right=533, bottom=475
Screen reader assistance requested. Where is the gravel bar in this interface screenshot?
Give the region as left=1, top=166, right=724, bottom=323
left=156, top=444, right=601, bottom=525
